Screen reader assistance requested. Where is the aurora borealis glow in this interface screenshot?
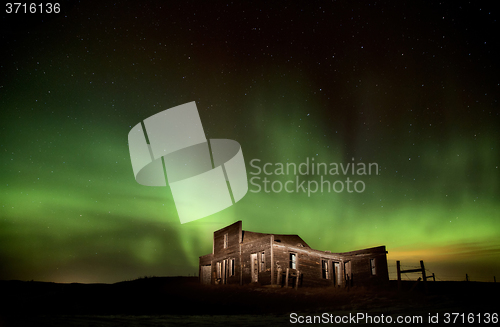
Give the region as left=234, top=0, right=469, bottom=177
left=1, top=1, right=499, bottom=284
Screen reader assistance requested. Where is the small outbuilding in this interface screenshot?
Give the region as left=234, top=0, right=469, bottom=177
left=199, top=221, right=388, bottom=288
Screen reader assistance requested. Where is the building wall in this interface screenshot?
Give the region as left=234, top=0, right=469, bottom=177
left=199, top=221, right=389, bottom=288
left=212, top=221, right=241, bottom=285
left=240, top=235, right=272, bottom=285
left=272, top=243, right=345, bottom=287
left=348, top=250, right=389, bottom=287
left=199, top=253, right=213, bottom=285
left=213, top=220, right=242, bottom=255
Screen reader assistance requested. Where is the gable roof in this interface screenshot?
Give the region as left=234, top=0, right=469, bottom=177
left=241, top=230, right=310, bottom=248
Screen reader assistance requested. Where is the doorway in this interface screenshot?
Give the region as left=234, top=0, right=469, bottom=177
left=334, top=262, right=341, bottom=286
left=344, top=261, right=352, bottom=287
left=250, top=253, right=258, bottom=282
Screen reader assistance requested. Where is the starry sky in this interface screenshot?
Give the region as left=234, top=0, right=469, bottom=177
left=1, top=0, right=498, bottom=283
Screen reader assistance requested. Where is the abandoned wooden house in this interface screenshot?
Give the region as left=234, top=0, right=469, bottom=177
left=199, top=221, right=389, bottom=288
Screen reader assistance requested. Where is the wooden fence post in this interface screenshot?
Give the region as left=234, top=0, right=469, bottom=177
left=420, top=260, right=428, bottom=293
left=396, top=261, right=401, bottom=290
left=397, top=260, right=433, bottom=291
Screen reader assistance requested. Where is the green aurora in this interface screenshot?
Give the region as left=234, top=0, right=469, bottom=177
left=1, top=1, right=499, bottom=283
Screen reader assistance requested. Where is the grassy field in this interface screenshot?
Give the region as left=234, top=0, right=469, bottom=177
left=1, top=277, right=498, bottom=326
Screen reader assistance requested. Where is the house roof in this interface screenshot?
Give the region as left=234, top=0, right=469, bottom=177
left=241, top=230, right=310, bottom=248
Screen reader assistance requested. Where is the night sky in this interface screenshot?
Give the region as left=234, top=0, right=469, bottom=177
left=1, top=1, right=498, bottom=284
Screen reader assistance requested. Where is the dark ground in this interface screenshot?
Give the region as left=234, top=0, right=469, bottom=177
left=0, top=277, right=498, bottom=326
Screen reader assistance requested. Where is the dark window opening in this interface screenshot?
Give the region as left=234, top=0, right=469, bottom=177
left=229, top=258, right=235, bottom=276
left=289, top=253, right=297, bottom=269
left=216, top=262, right=221, bottom=279
left=370, top=258, right=376, bottom=275
left=260, top=251, right=265, bottom=271
left=322, top=259, right=329, bottom=279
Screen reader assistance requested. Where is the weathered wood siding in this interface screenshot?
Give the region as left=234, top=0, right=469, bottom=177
left=340, top=246, right=389, bottom=287
left=211, top=221, right=242, bottom=285
left=349, top=252, right=389, bottom=286
left=200, top=265, right=211, bottom=285
left=213, top=221, right=242, bottom=256
left=199, top=254, right=213, bottom=284
left=240, top=235, right=272, bottom=285
left=272, top=243, right=339, bottom=287
left=199, top=221, right=389, bottom=288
